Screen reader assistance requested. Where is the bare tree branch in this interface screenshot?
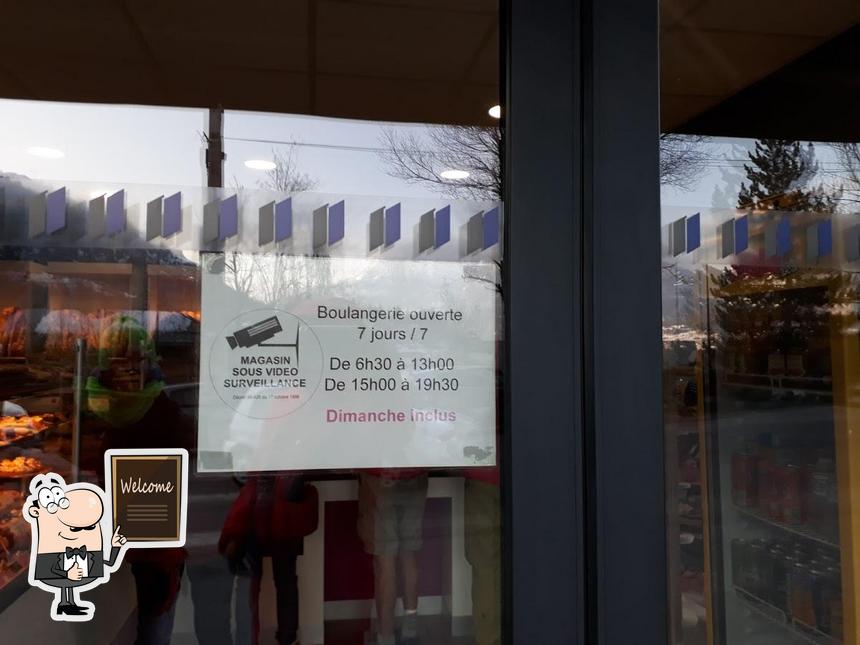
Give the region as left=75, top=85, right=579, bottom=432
left=257, top=146, right=318, bottom=193
left=829, top=142, right=860, bottom=205
left=659, top=134, right=713, bottom=191
left=378, top=126, right=501, bottom=200
left=379, top=127, right=712, bottom=199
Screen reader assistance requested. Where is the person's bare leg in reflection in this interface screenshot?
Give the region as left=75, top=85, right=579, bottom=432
left=400, top=551, right=420, bottom=641
left=374, top=554, right=398, bottom=644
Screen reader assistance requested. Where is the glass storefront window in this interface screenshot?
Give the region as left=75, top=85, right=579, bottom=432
left=0, top=3, right=502, bottom=644
left=662, top=4, right=860, bottom=644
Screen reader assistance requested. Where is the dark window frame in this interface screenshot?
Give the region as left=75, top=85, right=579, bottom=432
left=503, top=0, right=665, bottom=642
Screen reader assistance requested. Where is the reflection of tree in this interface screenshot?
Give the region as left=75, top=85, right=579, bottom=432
left=257, top=146, right=318, bottom=193
left=659, top=134, right=712, bottom=192
left=711, top=142, right=749, bottom=208
left=830, top=142, right=860, bottom=206
left=379, top=127, right=714, bottom=199
left=661, top=264, right=703, bottom=347
left=380, top=126, right=501, bottom=200
left=737, top=140, right=839, bottom=213
left=710, top=266, right=854, bottom=377
left=222, top=253, right=332, bottom=305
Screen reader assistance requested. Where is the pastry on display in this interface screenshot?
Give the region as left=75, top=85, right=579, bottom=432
left=0, top=415, right=53, bottom=447
left=0, top=456, right=43, bottom=477
left=0, top=415, right=50, bottom=432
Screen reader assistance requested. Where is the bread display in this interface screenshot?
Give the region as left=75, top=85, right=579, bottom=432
left=0, top=456, right=44, bottom=477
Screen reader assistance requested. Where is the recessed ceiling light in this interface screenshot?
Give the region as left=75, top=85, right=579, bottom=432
left=440, top=169, right=470, bottom=180
left=244, top=159, right=276, bottom=171
left=26, top=146, right=64, bottom=159
left=488, top=105, right=501, bottom=119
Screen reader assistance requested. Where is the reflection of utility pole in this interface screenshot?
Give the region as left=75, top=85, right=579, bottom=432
left=206, top=107, right=225, bottom=188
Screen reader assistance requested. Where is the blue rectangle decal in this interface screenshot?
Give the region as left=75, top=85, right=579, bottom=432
left=106, top=190, right=125, bottom=235
left=777, top=216, right=791, bottom=256
left=328, top=200, right=345, bottom=245
left=435, top=205, right=451, bottom=248
left=483, top=207, right=500, bottom=249
left=219, top=195, right=238, bottom=240
left=686, top=213, right=700, bottom=252
left=275, top=198, right=293, bottom=242
left=734, top=215, right=749, bottom=254
left=818, top=219, right=832, bottom=257
left=163, top=192, right=182, bottom=237
left=46, top=188, right=66, bottom=234
left=385, top=203, right=401, bottom=246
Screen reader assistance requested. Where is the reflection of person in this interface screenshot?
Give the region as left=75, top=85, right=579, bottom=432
left=462, top=363, right=502, bottom=645
left=83, top=314, right=188, bottom=644
left=358, top=470, right=428, bottom=645
left=185, top=470, right=242, bottom=645
left=463, top=474, right=501, bottom=645
left=220, top=474, right=318, bottom=645
left=24, top=473, right=128, bottom=620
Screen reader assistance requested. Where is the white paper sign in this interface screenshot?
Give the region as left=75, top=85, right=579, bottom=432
left=197, top=254, right=498, bottom=472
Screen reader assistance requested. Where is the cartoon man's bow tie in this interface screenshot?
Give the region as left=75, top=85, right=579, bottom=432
left=65, top=546, right=87, bottom=558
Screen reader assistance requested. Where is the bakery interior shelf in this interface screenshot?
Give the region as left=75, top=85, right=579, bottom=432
left=734, top=586, right=840, bottom=645
left=734, top=504, right=839, bottom=550
left=723, top=373, right=833, bottom=399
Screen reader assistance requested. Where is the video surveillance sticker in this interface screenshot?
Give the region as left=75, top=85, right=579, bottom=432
left=198, top=254, right=498, bottom=472
left=22, top=448, right=188, bottom=622
left=209, top=309, right=324, bottom=419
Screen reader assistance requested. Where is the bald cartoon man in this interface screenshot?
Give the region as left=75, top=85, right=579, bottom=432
left=23, top=473, right=128, bottom=621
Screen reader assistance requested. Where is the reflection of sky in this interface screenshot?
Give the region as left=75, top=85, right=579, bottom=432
left=661, top=135, right=842, bottom=210
left=0, top=98, right=442, bottom=199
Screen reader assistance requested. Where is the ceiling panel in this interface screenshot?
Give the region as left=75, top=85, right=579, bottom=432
left=0, top=0, right=498, bottom=125
left=664, top=0, right=860, bottom=37
left=661, top=0, right=860, bottom=132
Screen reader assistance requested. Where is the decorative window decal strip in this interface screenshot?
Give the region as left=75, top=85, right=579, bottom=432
left=28, top=192, right=47, bottom=238
left=384, top=203, right=401, bottom=247
left=719, top=219, right=735, bottom=259
left=734, top=215, right=749, bottom=254
left=88, top=194, right=106, bottom=238
left=685, top=212, right=700, bottom=252
left=147, top=196, right=163, bottom=241
left=106, top=190, right=125, bottom=236
left=483, top=206, right=500, bottom=250
left=0, top=179, right=503, bottom=263
left=275, top=198, right=292, bottom=242
left=45, top=187, right=66, bottom=235
left=671, top=217, right=686, bottom=257
left=818, top=219, right=833, bottom=258
left=163, top=192, right=182, bottom=237
left=259, top=202, right=275, bottom=246
left=312, top=204, right=328, bottom=249
left=467, top=212, right=484, bottom=255
left=435, top=205, right=451, bottom=248
left=418, top=210, right=435, bottom=253
left=218, top=195, right=238, bottom=240
left=369, top=207, right=385, bottom=251
left=328, top=200, right=345, bottom=246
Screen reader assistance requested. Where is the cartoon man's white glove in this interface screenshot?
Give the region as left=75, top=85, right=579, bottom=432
left=111, top=525, right=128, bottom=548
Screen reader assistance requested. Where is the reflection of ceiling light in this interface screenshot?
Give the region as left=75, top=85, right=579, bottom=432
left=488, top=105, right=501, bottom=119
left=26, top=146, right=64, bottom=159
left=244, top=159, right=276, bottom=171
left=440, top=169, right=470, bottom=180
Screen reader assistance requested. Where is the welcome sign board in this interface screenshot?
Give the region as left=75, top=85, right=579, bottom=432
left=196, top=254, right=498, bottom=472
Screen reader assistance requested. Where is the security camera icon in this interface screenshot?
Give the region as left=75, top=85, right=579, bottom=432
left=226, top=316, right=300, bottom=359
